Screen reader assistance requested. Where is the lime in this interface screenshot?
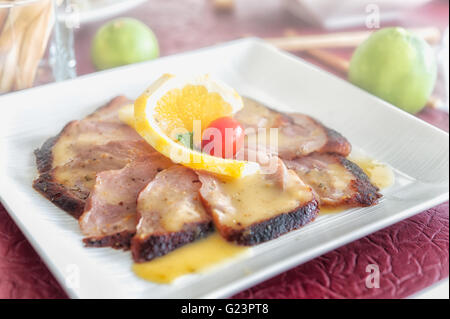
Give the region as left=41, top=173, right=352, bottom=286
left=91, top=18, right=159, bottom=70
left=349, top=27, right=437, bottom=114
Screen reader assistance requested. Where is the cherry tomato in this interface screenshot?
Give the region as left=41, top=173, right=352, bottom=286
left=201, top=117, right=244, bottom=158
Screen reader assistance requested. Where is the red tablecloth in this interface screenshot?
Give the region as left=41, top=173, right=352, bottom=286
left=0, top=0, right=448, bottom=299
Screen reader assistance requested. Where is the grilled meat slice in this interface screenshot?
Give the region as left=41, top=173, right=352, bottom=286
left=284, top=153, right=381, bottom=208
left=235, top=97, right=351, bottom=159
left=132, top=166, right=213, bottom=262
left=34, top=96, right=138, bottom=172
left=79, top=154, right=173, bottom=249
left=33, top=96, right=150, bottom=218
left=198, top=158, right=318, bottom=245
left=33, top=140, right=156, bottom=218
left=290, top=114, right=351, bottom=158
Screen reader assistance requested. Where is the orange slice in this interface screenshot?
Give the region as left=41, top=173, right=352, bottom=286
left=132, top=74, right=259, bottom=178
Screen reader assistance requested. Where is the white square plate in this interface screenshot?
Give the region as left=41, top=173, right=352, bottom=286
left=0, top=39, right=448, bottom=299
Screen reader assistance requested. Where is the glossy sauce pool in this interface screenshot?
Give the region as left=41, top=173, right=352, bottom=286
left=133, top=233, right=248, bottom=283
left=351, top=157, right=394, bottom=190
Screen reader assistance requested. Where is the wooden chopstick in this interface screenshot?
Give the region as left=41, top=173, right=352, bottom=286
left=265, top=27, right=441, bottom=51
left=306, top=49, right=349, bottom=75
left=305, top=48, right=441, bottom=109
left=212, top=0, right=234, bottom=11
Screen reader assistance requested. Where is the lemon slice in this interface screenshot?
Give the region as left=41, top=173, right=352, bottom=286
left=133, top=74, right=259, bottom=178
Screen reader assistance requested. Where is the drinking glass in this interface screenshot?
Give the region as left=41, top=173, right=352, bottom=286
left=0, top=0, right=76, bottom=95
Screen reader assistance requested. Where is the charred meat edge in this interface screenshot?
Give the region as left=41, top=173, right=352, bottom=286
left=317, top=126, right=351, bottom=156
left=131, top=222, right=214, bottom=263
left=33, top=171, right=86, bottom=219
left=200, top=196, right=319, bottom=246
left=338, top=156, right=381, bottom=207
left=80, top=190, right=136, bottom=250
left=34, top=122, right=72, bottom=173
left=83, top=231, right=136, bottom=250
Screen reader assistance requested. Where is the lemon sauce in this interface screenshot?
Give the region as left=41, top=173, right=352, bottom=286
left=132, top=233, right=248, bottom=284
left=351, top=156, right=395, bottom=190
left=319, top=207, right=347, bottom=215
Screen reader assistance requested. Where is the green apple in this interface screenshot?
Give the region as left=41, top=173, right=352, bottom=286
left=349, top=27, right=437, bottom=114
left=91, top=18, right=159, bottom=70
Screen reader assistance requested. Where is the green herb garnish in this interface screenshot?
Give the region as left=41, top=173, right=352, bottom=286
left=176, top=132, right=194, bottom=149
